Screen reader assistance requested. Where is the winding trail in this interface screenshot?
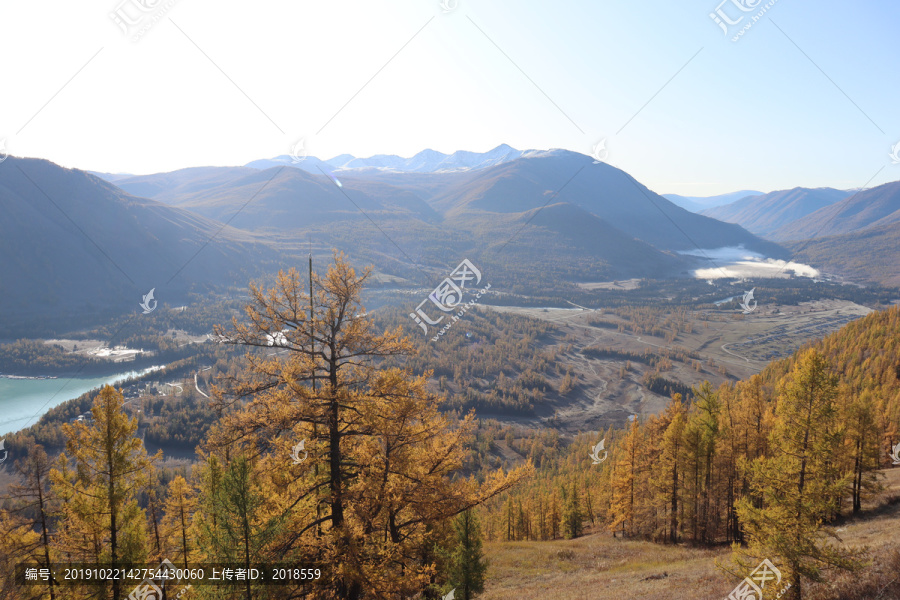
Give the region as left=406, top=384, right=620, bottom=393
left=720, top=342, right=751, bottom=363
left=194, top=372, right=210, bottom=398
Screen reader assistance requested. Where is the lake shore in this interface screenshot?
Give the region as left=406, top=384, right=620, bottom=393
left=0, top=366, right=163, bottom=436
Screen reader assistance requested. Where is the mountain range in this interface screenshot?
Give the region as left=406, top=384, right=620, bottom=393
left=8, top=145, right=900, bottom=330
left=663, top=190, right=763, bottom=213
left=0, top=157, right=281, bottom=330
left=108, top=149, right=785, bottom=275
left=689, top=181, right=900, bottom=285
left=768, top=181, right=900, bottom=241
left=244, top=143, right=528, bottom=174
left=700, top=187, right=851, bottom=237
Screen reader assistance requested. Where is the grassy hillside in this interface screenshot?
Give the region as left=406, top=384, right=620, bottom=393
left=477, top=305, right=900, bottom=599
left=482, top=470, right=900, bottom=600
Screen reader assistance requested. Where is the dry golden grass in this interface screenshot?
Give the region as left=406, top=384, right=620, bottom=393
left=804, top=468, right=900, bottom=600
left=482, top=469, right=900, bottom=600
left=482, top=530, right=734, bottom=600
left=833, top=467, right=900, bottom=546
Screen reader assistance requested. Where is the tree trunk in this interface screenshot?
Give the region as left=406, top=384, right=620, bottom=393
left=669, top=459, right=678, bottom=544
left=852, top=438, right=862, bottom=513
left=790, top=570, right=801, bottom=600
left=107, top=418, right=120, bottom=600
left=37, top=476, right=56, bottom=600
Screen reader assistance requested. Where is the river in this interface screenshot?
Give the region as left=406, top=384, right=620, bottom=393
left=0, top=367, right=162, bottom=436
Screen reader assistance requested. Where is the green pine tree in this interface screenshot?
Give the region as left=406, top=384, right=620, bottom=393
left=735, top=350, right=864, bottom=600
left=562, top=481, right=583, bottom=539
left=194, top=455, right=283, bottom=600
left=447, top=509, right=487, bottom=600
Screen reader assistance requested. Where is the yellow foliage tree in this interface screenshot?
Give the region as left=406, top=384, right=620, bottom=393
left=735, top=350, right=863, bottom=600
left=50, top=385, right=159, bottom=600
left=208, top=253, right=530, bottom=598
left=161, top=475, right=198, bottom=570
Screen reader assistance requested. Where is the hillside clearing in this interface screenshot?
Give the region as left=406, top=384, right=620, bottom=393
left=482, top=469, right=900, bottom=600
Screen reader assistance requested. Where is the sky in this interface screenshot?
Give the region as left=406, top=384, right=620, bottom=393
left=0, top=0, right=898, bottom=196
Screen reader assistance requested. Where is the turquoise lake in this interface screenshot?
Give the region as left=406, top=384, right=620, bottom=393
left=0, top=367, right=160, bottom=436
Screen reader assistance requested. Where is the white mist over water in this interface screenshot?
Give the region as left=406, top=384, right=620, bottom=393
left=679, top=246, right=820, bottom=280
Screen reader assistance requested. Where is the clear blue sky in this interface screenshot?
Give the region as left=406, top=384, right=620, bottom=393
left=1, top=0, right=897, bottom=195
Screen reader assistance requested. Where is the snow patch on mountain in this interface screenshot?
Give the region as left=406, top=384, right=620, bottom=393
left=246, top=144, right=528, bottom=174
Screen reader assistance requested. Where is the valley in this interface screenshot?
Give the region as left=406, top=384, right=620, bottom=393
left=479, top=296, right=873, bottom=431
left=3, top=3, right=900, bottom=597
left=0, top=277, right=881, bottom=445
left=2, top=148, right=900, bottom=600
